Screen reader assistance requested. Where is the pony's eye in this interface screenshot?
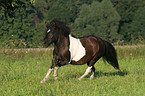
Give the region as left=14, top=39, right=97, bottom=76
left=47, top=29, right=51, bottom=33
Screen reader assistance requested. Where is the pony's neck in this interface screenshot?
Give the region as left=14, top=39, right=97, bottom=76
left=54, top=33, right=69, bottom=50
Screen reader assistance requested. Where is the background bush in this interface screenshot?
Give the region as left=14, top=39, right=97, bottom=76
left=0, top=0, right=145, bottom=48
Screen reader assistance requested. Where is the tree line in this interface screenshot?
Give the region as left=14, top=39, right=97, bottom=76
left=0, top=0, right=145, bottom=48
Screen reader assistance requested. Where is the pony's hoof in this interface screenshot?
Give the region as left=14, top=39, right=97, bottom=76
left=54, top=77, right=58, bottom=80
left=90, top=76, right=94, bottom=80
left=40, top=80, right=45, bottom=83
left=78, top=78, right=82, bottom=81
left=90, top=77, right=94, bottom=80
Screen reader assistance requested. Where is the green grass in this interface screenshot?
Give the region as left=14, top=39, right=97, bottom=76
left=0, top=47, right=145, bottom=96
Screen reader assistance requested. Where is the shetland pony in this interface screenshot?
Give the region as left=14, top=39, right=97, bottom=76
left=40, top=19, right=119, bottom=83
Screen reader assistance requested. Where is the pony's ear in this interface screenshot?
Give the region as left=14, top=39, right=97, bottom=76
left=45, top=22, right=49, bottom=27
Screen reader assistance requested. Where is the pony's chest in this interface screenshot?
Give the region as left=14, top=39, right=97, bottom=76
left=69, top=34, right=86, bottom=62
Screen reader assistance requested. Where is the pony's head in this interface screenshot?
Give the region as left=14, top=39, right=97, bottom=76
left=42, top=19, right=71, bottom=47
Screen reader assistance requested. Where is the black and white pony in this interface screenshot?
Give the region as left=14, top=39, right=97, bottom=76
left=40, top=19, right=120, bottom=83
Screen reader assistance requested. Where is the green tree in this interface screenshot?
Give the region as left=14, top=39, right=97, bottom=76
left=73, top=0, right=120, bottom=42
left=123, top=7, right=145, bottom=43
left=0, top=0, right=26, bottom=20
left=112, top=0, right=145, bottom=41
left=114, top=0, right=144, bottom=23
left=34, top=0, right=48, bottom=23
left=45, top=0, right=97, bottom=22
left=0, top=1, right=40, bottom=48
left=47, top=3, right=73, bottom=22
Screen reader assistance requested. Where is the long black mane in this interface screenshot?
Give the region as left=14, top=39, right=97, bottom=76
left=51, top=19, right=71, bottom=36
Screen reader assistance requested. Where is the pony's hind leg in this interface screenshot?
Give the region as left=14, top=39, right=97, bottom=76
left=78, top=66, right=92, bottom=80
left=78, top=58, right=97, bottom=80
left=90, top=66, right=95, bottom=79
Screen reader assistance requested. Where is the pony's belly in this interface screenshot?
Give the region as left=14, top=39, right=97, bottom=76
left=69, top=34, right=86, bottom=62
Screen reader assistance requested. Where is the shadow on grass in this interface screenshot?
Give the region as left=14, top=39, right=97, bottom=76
left=94, top=70, right=128, bottom=78
left=63, top=70, right=128, bottom=80
left=43, top=70, right=129, bottom=82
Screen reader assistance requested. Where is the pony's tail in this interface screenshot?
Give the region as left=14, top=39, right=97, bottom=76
left=103, top=40, right=120, bottom=70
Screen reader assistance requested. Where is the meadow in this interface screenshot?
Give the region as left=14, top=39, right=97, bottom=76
left=0, top=46, right=145, bottom=96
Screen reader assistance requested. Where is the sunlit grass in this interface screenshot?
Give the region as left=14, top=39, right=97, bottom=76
left=0, top=46, right=145, bottom=95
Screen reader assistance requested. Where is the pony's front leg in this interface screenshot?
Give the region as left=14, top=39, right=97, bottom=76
left=40, top=68, right=54, bottom=83
left=40, top=56, right=58, bottom=83
left=53, top=66, right=59, bottom=80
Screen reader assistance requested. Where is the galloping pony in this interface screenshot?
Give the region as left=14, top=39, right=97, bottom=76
left=40, top=19, right=120, bottom=83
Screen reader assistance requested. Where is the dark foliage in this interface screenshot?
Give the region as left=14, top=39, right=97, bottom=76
left=0, top=0, right=144, bottom=48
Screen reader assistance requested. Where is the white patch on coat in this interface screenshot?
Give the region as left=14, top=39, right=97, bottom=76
left=69, top=34, right=86, bottom=62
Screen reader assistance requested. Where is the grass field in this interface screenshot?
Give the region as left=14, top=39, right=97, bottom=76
left=0, top=46, right=145, bottom=96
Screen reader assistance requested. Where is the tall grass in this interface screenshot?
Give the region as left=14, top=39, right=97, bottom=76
left=0, top=46, right=145, bottom=96
left=116, top=45, right=145, bottom=58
